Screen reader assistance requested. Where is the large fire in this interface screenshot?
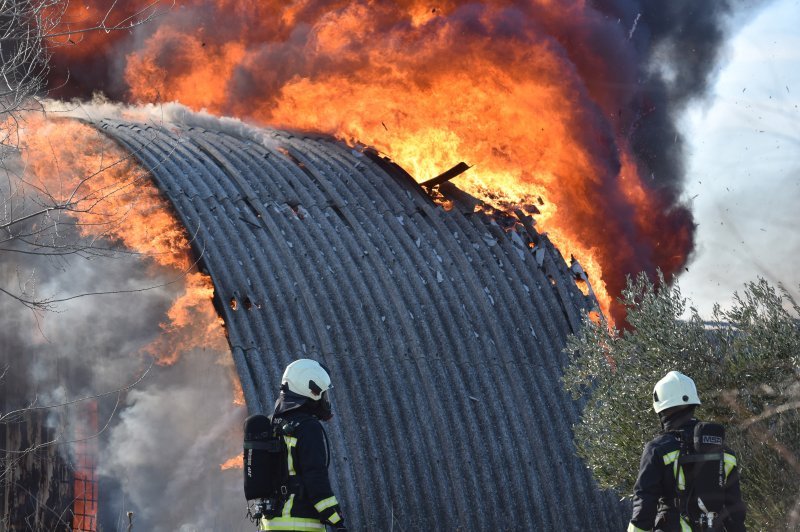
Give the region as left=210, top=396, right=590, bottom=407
left=47, top=2, right=696, bottom=321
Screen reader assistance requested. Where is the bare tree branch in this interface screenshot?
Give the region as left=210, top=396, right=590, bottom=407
left=45, top=0, right=173, bottom=41
left=721, top=390, right=800, bottom=474
left=738, top=400, right=800, bottom=430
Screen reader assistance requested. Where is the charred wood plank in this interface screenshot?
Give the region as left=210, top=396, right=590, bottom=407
left=420, top=162, right=471, bottom=188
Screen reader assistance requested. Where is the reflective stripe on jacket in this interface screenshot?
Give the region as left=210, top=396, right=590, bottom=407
left=628, top=419, right=746, bottom=531
left=260, top=411, right=343, bottom=531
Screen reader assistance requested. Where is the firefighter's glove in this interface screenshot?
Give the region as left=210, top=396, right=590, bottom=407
left=314, top=496, right=344, bottom=527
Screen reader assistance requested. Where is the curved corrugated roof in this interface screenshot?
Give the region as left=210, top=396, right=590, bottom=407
left=93, top=118, right=627, bottom=530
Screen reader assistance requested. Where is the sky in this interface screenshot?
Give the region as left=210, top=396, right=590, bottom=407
left=680, top=0, right=800, bottom=316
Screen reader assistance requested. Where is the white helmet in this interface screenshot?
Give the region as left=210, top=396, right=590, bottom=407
left=281, top=359, right=332, bottom=400
left=653, top=371, right=701, bottom=413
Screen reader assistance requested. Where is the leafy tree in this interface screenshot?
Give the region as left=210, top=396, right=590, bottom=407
left=563, top=273, right=800, bottom=529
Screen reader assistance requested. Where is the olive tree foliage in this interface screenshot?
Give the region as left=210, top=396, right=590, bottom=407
left=563, top=273, right=800, bottom=529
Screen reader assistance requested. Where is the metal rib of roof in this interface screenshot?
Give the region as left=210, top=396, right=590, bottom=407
left=93, top=118, right=628, bottom=530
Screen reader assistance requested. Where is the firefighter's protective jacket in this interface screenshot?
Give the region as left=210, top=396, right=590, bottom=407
left=627, top=418, right=746, bottom=532
left=260, top=407, right=343, bottom=531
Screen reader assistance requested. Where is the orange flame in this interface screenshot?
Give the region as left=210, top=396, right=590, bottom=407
left=231, top=367, right=245, bottom=406
left=18, top=115, right=190, bottom=271
left=17, top=114, right=231, bottom=376
left=48, top=1, right=695, bottom=324
left=220, top=453, right=243, bottom=471
left=143, top=272, right=229, bottom=364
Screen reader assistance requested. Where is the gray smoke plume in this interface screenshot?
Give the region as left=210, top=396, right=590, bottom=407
left=100, top=349, right=247, bottom=532
left=43, top=97, right=284, bottom=152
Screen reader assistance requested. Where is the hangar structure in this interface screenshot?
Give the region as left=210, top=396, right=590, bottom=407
left=93, top=116, right=628, bottom=530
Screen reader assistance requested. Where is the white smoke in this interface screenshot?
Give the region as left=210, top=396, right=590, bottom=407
left=100, top=347, right=246, bottom=532
left=42, top=96, right=284, bottom=151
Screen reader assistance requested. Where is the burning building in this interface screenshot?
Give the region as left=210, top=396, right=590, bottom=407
left=60, top=109, right=624, bottom=529
left=3, top=0, right=757, bottom=528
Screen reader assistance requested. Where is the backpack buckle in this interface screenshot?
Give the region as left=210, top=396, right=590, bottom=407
left=280, top=485, right=288, bottom=496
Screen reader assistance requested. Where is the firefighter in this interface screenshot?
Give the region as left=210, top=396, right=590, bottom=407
left=261, top=359, right=347, bottom=532
left=628, top=371, right=746, bottom=532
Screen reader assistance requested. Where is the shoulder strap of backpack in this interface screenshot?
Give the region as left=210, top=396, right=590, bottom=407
left=664, top=428, right=693, bottom=521
left=276, top=412, right=315, bottom=436
left=277, top=414, right=330, bottom=470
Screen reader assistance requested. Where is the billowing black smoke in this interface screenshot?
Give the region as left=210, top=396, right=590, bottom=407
left=590, top=0, right=771, bottom=198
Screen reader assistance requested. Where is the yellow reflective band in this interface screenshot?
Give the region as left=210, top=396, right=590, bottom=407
left=663, top=450, right=679, bottom=465
left=663, top=450, right=681, bottom=479
left=314, top=496, right=339, bottom=513
left=260, top=517, right=326, bottom=531
left=627, top=523, right=648, bottom=532
left=285, top=436, right=298, bottom=476
left=329, top=512, right=342, bottom=525
left=677, top=466, right=686, bottom=491
left=724, top=452, right=737, bottom=480
left=283, top=494, right=295, bottom=518
left=680, top=516, right=693, bottom=532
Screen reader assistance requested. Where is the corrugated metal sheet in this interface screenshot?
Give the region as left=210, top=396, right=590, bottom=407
left=93, top=118, right=627, bottom=530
